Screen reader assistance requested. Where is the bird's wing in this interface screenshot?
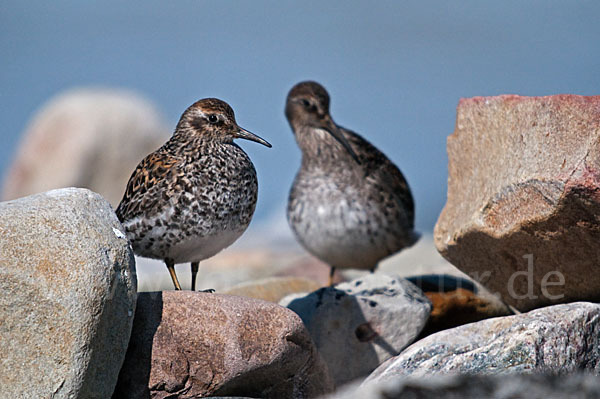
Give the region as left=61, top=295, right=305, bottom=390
left=344, top=128, right=415, bottom=228
left=115, top=150, right=182, bottom=223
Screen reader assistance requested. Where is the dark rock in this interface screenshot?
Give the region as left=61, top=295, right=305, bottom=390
left=408, top=274, right=511, bottom=337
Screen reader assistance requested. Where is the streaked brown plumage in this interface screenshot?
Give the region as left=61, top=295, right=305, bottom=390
left=116, top=98, right=271, bottom=290
left=285, top=81, right=418, bottom=285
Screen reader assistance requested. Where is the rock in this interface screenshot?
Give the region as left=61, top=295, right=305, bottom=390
left=113, top=292, right=333, bottom=399
left=222, top=277, right=322, bottom=303
left=276, top=255, right=346, bottom=286
left=280, top=274, right=431, bottom=387
left=435, top=95, right=600, bottom=311
left=420, top=288, right=510, bottom=337
left=136, top=249, right=308, bottom=292
left=407, top=274, right=512, bottom=337
left=0, top=188, right=137, bottom=399
left=2, top=88, right=169, bottom=206
left=365, top=302, right=600, bottom=384
left=323, top=373, right=600, bottom=399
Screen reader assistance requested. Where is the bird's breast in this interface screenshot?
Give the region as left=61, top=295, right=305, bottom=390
left=288, top=171, right=375, bottom=233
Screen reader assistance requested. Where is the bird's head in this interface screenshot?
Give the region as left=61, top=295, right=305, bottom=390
left=285, top=81, right=359, bottom=164
left=177, top=98, right=271, bottom=148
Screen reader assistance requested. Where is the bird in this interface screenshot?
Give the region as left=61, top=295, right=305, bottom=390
left=285, top=81, right=418, bottom=286
left=116, top=98, right=271, bottom=291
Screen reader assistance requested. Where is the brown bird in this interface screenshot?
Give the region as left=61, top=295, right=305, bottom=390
left=116, top=98, right=271, bottom=290
left=285, top=81, right=418, bottom=285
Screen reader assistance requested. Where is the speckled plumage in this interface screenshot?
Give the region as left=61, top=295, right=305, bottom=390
left=116, top=98, right=271, bottom=290
left=285, top=81, right=418, bottom=284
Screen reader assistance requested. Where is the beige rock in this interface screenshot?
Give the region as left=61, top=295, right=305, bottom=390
left=276, top=255, right=346, bottom=286
left=135, top=249, right=309, bottom=292
left=0, top=188, right=137, bottom=399
left=2, top=88, right=168, bottom=206
left=114, top=292, right=333, bottom=399
left=435, top=95, right=600, bottom=311
left=223, top=276, right=322, bottom=303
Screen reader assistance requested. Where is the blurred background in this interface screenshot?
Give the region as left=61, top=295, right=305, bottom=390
left=2, top=1, right=599, bottom=290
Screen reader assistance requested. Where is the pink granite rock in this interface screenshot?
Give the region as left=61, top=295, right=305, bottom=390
left=435, top=95, right=600, bottom=311
left=113, top=292, right=333, bottom=399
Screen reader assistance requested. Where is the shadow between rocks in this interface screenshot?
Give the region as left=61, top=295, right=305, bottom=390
left=407, top=274, right=476, bottom=293
left=112, top=291, right=164, bottom=399
left=408, top=274, right=513, bottom=339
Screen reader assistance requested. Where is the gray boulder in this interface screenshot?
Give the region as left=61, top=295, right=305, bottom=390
left=365, top=302, right=600, bottom=384
left=280, top=274, right=432, bottom=387
left=0, top=188, right=137, bottom=399
left=323, top=373, right=600, bottom=399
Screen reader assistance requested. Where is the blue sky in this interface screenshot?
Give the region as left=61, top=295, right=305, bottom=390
left=1, top=1, right=599, bottom=234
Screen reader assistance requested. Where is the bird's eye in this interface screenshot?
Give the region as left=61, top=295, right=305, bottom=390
left=301, top=99, right=311, bottom=108
left=208, top=114, right=218, bottom=124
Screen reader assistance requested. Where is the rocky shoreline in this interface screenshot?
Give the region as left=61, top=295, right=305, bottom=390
left=2, top=93, right=600, bottom=398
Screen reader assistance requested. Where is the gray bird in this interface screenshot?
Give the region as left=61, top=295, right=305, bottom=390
left=116, top=98, right=271, bottom=290
left=285, top=81, right=418, bottom=286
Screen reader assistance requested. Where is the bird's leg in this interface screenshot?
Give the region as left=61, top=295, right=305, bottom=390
left=328, top=266, right=336, bottom=287
left=191, top=262, right=199, bottom=291
left=190, top=262, right=215, bottom=292
left=165, top=258, right=182, bottom=290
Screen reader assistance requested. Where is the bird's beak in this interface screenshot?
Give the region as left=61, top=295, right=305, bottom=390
left=236, top=126, right=272, bottom=148
left=317, top=115, right=361, bottom=164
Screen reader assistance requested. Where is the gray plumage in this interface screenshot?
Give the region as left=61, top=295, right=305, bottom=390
left=285, top=81, right=418, bottom=284
left=116, top=98, right=271, bottom=290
